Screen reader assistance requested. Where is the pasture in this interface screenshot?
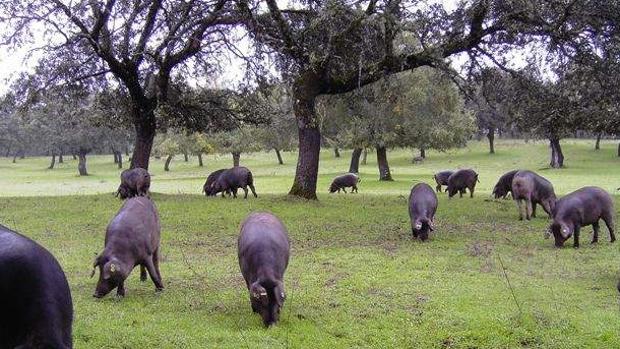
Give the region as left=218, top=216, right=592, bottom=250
left=1, top=139, right=619, bottom=348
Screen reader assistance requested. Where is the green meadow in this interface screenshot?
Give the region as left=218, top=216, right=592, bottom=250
left=1, top=139, right=619, bottom=348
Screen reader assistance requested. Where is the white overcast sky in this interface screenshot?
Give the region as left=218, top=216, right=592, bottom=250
left=0, top=0, right=539, bottom=94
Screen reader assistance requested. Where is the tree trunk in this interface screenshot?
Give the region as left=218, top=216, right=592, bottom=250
left=275, top=149, right=284, bottom=165
left=19, top=151, right=25, bottom=159
left=58, top=153, right=64, bottom=163
left=549, top=137, right=564, bottom=168
left=232, top=152, right=241, bottom=167
left=334, top=147, right=340, bottom=158
left=288, top=75, right=321, bottom=200
left=376, top=145, right=393, bottom=181
left=72, top=154, right=77, bottom=160
left=420, top=147, right=426, bottom=159
left=349, top=148, right=362, bottom=173
left=78, top=151, right=88, bottom=176
left=48, top=154, right=56, bottom=169
left=198, top=153, right=203, bottom=167
left=487, top=127, right=495, bottom=154
left=362, top=148, right=368, bottom=165
left=125, top=146, right=130, bottom=156
left=183, top=152, right=189, bottom=162
left=117, top=152, right=123, bottom=169
left=130, top=108, right=157, bottom=170
left=12, top=151, right=18, bottom=163
left=164, top=155, right=173, bottom=171
left=617, top=142, right=620, bottom=157
left=113, top=152, right=119, bottom=164
left=595, top=133, right=602, bottom=150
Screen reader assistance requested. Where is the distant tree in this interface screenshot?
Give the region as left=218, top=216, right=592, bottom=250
left=212, top=126, right=262, bottom=167
left=153, top=134, right=181, bottom=172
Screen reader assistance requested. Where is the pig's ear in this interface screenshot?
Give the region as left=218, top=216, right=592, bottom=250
left=102, top=261, right=119, bottom=280
left=560, top=225, right=571, bottom=238
left=250, top=283, right=267, bottom=300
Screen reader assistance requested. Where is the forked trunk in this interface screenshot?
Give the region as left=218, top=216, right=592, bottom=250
left=183, top=152, right=189, bottom=162
left=275, top=149, right=284, bottom=165
left=117, top=152, right=123, bottom=169
left=549, top=137, right=564, bottom=168
left=349, top=148, right=362, bottom=173
left=420, top=147, right=426, bottom=159
left=198, top=153, right=203, bottom=167
left=232, top=152, right=241, bottom=167
left=376, top=145, right=393, bottom=181
left=164, top=155, right=173, bottom=171
left=130, top=106, right=156, bottom=170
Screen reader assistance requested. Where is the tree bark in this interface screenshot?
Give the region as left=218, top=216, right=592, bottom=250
left=549, top=137, right=564, bottom=168
left=12, top=151, right=18, bottom=163
left=78, top=150, right=89, bottom=176
left=349, top=148, right=362, bottom=173
left=232, top=152, right=241, bottom=167
left=362, top=148, right=368, bottom=165
left=164, top=155, right=173, bottom=171
left=58, top=153, right=64, bottom=164
left=487, top=127, right=495, bottom=154
left=130, top=107, right=156, bottom=170
left=376, top=145, right=393, bottom=181
left=334, top=147, right=340, bottom=158
left=617, top=142, right=620, bottom=157
left=198, top=153, right=203, bottom=167
left=275, top=149, right=284, bottom=165
left=113, top=151, right=119, bottom=164
left=420, top=147, right=426, bottom=159
left=183, top=152, right=189, bottom=162
left=117, top=152, right=123, bottom=169
left=72, top=154, right=77, bottom=160
left=289, top=74, right=321, bottom=200
left=48, top=154, right=56, bottom=169
left=595, top=133, right=602, bottom=150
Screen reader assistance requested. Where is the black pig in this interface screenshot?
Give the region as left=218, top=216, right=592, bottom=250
left=0, top=224, right=73, bottom=348
left=116, top=168, right=150, bottom=199
left=213, top=167, right=257, bottom=199
left=408, top=183, right=438, bottom=241
left=433, top=170, right=454, bottom=192
left=329, top=173, right=360, bottom=193
left=548, top=186, right=615, bottom=248
left=493, top=170, right=519, bottom=199
left=447, top=169, right=479, bottom=198
left=203, top=169, right=227, bottom=196
left=92, top=197, right=163, bottom=298
left=238, top=212, right=290, bottom=326
left=511, top=170, right=556, bottom=221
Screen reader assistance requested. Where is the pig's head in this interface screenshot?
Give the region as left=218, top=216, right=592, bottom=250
left=328, top=182, right=338, bottom=193
left=413, top=218, right=434, bottom=241
left=92, top=255, right=129, bottom=298
left=492, top=185, right=507, bottom=199
left=446, top=185, right=457, bottom=198
left=250, top=280, right=286, bottom=327
left=549, top=221, right=572, bottom=247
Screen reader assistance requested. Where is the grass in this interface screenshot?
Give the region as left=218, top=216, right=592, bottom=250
left=1, top=139, right=619, bottom=348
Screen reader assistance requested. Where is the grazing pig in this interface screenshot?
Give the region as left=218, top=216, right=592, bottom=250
left=548, top=186, right=615, bottom=248
left=511, top=170, right=556, bottom=221
left=433, top=170, right=454, bottom=192
left=212, top=166, right=257, bottom=199
left=0, top=224, right=73, bottom=349
left=493, top=170, right=519, bottom=199
left=408, top=183, right=438, bottom=241
left=329, top=173, right=360, bottom=193
left=203, top=168, right=227, bottom=196
left=92, top=197, right=163, bottom=298
left=116, top=167, right=151, bottom=199
left=238, top=212, right=290, bottom=327
left=447, top=169, right=479, bottom=198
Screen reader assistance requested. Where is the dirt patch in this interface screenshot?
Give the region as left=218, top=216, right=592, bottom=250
left=467, top=241, right=494, bottom=257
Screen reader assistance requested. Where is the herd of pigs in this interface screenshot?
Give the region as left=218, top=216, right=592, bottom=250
left=0, top=165, right=617, bottom=348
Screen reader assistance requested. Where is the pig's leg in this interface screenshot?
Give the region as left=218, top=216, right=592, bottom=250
left=249, top=183, right=258, bottom=197
left=436, top=184, right=441, bottom=192
left=602, top=213, right=616, bottom=242
left=525, top=199, right=533, bottom=220
left=343, top=188, right=347, bottom=194
left=516, top=199, right=524, bottom=220
left=469, top=185, right=475, bottom=198
left=242, top=186, right=249, bottom=199
left=145, top=258, right=164, bottom=291
left=232, top=188, right=238, bottom=198
left=352, top=185, right=358, bottom=193
left=116, top=280, right=125, bottom=297
left=459, top=189, right=464, bottom=198
left=573, top=226, right=580, bottom=248
left=140, top=265, right=147, bottom=282
left=153, top=248, right=162, bottom=281
left=531, top=202, right=537, bottom=218
left=591, top=222, right=600, bottom=244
